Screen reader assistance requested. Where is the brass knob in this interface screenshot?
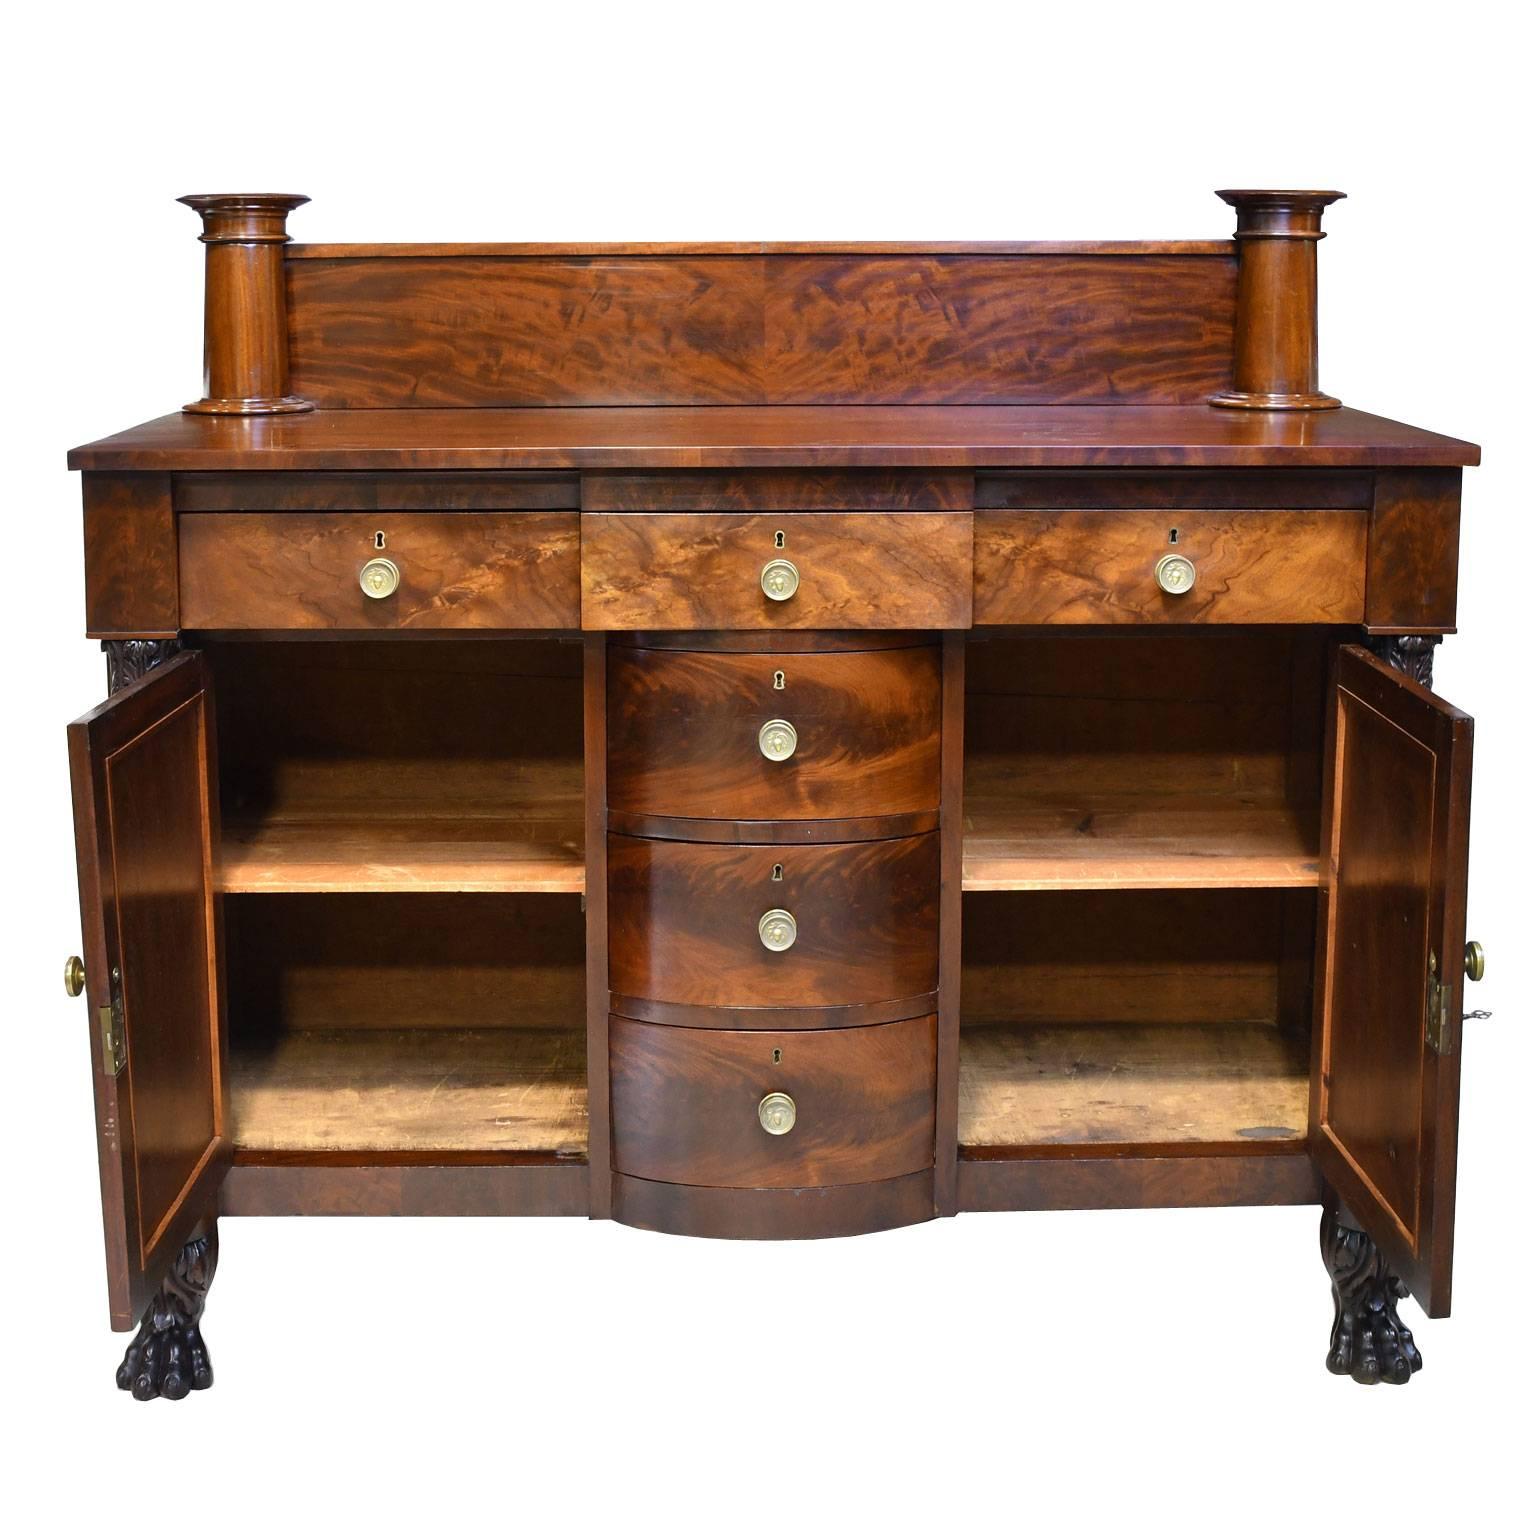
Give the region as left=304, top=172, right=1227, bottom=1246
left=1465, top=941, right=1485, bottom=982
left=1154, top=553, right=1197, bottom=595
left=760, top=558, right=800, bottom=602
left=64, top=955, right=86, bottom=998
left=759, top=908, right=797, bottom=952
left=759, top=1091, right=796, bottom=1135
left=359, top=557, right=400, bottom=599
left=758, top=719, right=798, bottom=762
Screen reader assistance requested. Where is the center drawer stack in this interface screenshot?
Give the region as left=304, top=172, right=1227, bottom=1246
left=604, top=631, right=945, bottom=1235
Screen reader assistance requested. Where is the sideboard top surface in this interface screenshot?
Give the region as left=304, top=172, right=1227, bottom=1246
left=67, top=405, right=1479, bottom=473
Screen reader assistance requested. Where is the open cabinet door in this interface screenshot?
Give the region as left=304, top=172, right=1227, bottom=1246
left=1311, top=645, right=1473, bottom=1318
left=68, top=652, right=228, bottom=1330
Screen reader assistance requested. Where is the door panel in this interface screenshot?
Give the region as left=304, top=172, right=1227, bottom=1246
left=1310, top=646, right=1472, bottom=1316
left=68, top=653, right=228, bottom=1329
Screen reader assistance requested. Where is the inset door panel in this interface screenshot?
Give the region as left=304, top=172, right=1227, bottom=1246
left=68, top=653, right=228, bottom=1328
left=1311, top=646, right=1473, bottom=1316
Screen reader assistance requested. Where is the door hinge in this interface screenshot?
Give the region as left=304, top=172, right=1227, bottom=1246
left=1426, top=949, right=1453, bottom=1056
left=99, top=970, right=127, bottom=1076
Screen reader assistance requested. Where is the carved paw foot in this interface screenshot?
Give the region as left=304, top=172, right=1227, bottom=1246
left=1321, top=1211, right=1423, bottom=1385
left=116, top=1311, right=213, bottom=1400
left=115, top=1227, right=217, bottom=1401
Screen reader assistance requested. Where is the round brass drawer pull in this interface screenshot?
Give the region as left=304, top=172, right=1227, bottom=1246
left=1154, top=553, right=1197, bottom=595
left=760, top=557, right=800, bottom=602
left=1465, top=940, right=1485, bottom=982
left=758, top=719, right=798, bottom=762
left=759, top=1091, right=797, bottom=1135
left=64, top=955, right=86, bottom=998
left=758, top=908, right=797, bottom=952
left=359, top=556, right=401, bottom=599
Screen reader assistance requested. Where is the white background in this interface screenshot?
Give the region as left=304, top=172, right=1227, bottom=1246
left=5, top=2, right=1531, bottom=1528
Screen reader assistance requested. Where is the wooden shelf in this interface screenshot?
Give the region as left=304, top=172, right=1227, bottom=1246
left=230, top=1027, right=588, bottom=1157
left=962, top=790, right=1320, bottom=892
left=220, top=815, right=584, bottom=894
left=958, top=1021, right=1309, bottom=1151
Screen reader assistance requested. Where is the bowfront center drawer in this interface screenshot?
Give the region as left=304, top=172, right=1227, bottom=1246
left=581, top=512, right=973, bottom=629
left=974, top=507, right=1367, bottom=624
left=608, top=641, right=941, bottom=823
left=610, top=1013, right=937, bottom=1188
left=178, top=511, right=581, bottom=629
left=608, top=832, right=939, bottom=1012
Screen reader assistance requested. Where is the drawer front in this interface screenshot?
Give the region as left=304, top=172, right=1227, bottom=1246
left=179, top=511, right=581, bottom=629
left=608, top=833, right=939, bottom=1009
left=607, top=643, right=941, bottom=821
left=610, top=1013, right=937, bottom=1187
left=974, top=508, right=1367, bottom=625
left=581, top=512, right=973, bottom=629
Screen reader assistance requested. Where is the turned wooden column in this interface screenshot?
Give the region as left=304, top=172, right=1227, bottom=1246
left=1210, top=189, right=1345, bottom=411
left=179, top=193, right=312, bottom=414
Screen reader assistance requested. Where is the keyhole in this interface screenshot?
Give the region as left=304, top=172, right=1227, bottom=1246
left=374, top=530, right=387, bottom=550
left=773, top=529, right=786, bottom=549
left=773, top=670, right=786, bottom=690
left=772, top=1048, right=782, bottom=1064
left=771, top=864, right=784, bottom=882
left=1168, top=528, right=1179, bottom=545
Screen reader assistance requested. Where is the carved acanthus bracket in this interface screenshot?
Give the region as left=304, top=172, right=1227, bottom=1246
left=116, top=1226, right=218, bottom=1401
left=1366, top=633, right=1441, bottom=690
left=103, top=638, right=182, bottom=695
left=1320, top=1208, right=1423, bottom=1385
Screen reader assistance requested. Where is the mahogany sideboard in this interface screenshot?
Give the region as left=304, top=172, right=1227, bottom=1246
left=64, top=190, right=1483, bottom=1398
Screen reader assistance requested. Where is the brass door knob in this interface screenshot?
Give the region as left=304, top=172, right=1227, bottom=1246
left=359, top=557, right=401, bottom=599
left=64, top=955, right=86, bottom=998
left=759, top=1091, right=797, bottom=1135
left=759, top=908, right=797, bottom=952
left=1465, top=941, right=1485, bottom=982
left=1154, top=553, right=1197, bottom=595
left=760, top=558, right=800, bottom=602
left=758, top=719, right=798, bottom=762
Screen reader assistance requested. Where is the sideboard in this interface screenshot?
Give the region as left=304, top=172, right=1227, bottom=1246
left=64, top=189, right=1483, bottom=1398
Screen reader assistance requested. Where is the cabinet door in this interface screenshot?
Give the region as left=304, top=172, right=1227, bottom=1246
left=68, top=653, right=228, bottom=1329
left=1311, top=646, right=1473, bottom=1316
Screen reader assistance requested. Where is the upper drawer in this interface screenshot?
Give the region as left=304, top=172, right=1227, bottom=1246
left=178, top=512, right=580, bottom=630
left=581, top=512, right=973, bottom=630
left=607, top=641, right=942, bottom=823
left=974, top=508, right=1367, bottom=625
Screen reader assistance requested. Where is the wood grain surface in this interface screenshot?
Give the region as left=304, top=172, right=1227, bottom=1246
left=582, top=512, right=972, bottom=630
left=974, top=507, right=1366, bottom=624
left=68, top=404, right=1482, bottom=472
left=609, top=1013, right=936, bottom=1187
left=608, top=833, right=939, bottom=1009
left=83, top=473, right=178, bottom=637
left=180, top=511, right=580, bottom=629
left=283, top=252, right=1236, bottom=408
left=607, top=642, right=941, bottom=821
left=229, top=1027, right=587, bottom=1156
left=958, top=1021, right=1308, bottom=1150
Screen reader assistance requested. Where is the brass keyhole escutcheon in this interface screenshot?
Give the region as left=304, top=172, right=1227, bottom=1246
left=759, top=908, right=797, bottom=952
left=1154, top=552, right=1196, bottom=595
left=760, top=558, right=800, bottom=602
left=759, top=1092, right=796, bottom=1135
left=759, top=719, right=797, bottom=762
left=360, top=557, right=401, bottom=599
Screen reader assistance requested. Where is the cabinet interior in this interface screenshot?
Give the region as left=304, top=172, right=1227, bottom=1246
left=208, top=639, right=587, bottom=1163
left=959, top=629, right=1328, bottom=1156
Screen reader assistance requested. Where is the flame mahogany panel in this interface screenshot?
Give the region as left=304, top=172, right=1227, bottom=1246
left=609, top=1013, right=937, bottom=1188
left=607, top=832, right=939, bottom=1010
left=286, top=251, right=1237, bottom=410
left=607, top=642, right=941, bottom=821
